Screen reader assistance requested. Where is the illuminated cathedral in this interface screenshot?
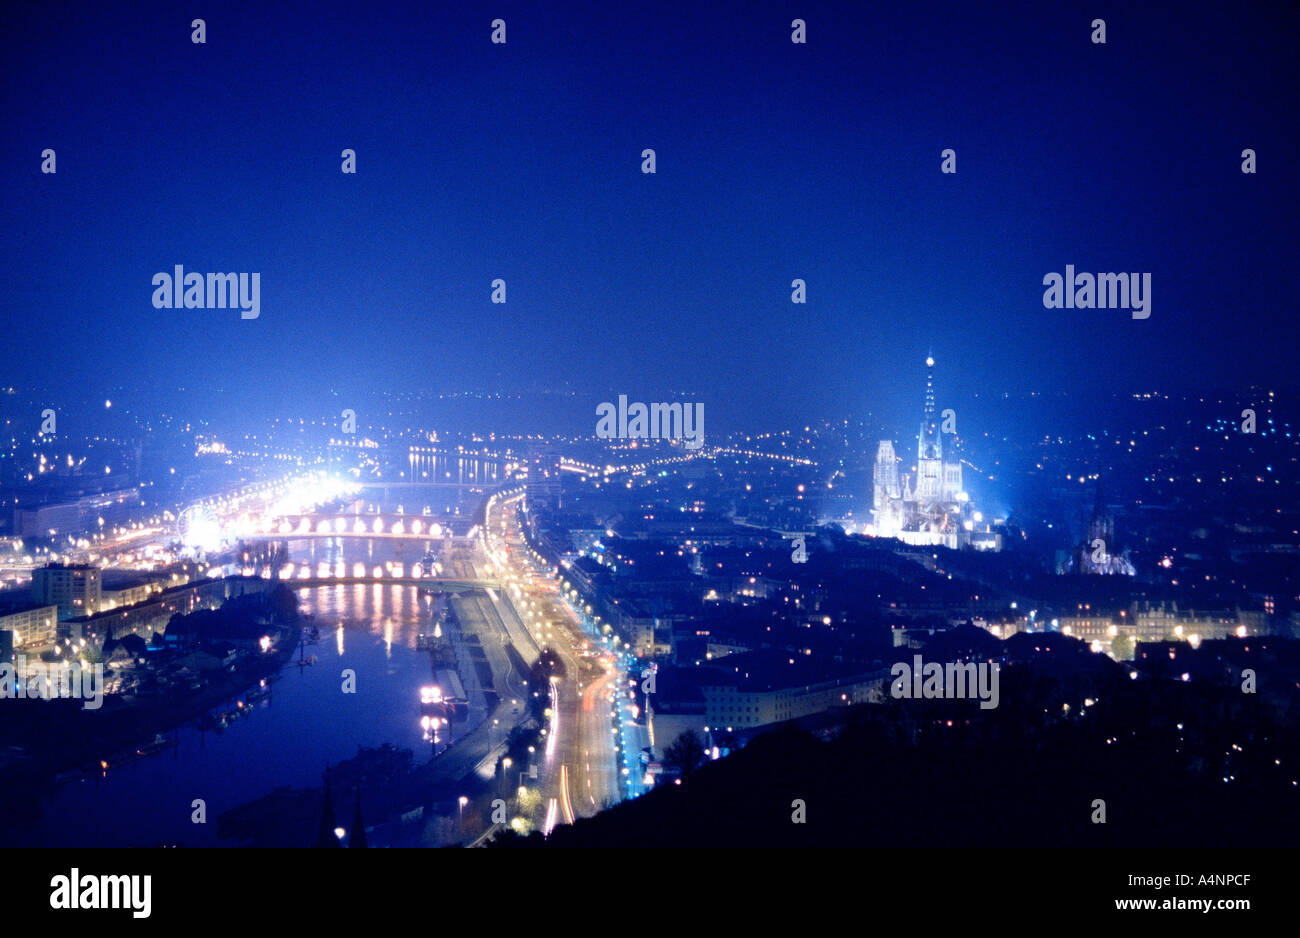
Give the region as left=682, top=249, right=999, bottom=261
left=1059, top=481, right=1135, bottom=575
left=871, top=356, right=999, bottom=550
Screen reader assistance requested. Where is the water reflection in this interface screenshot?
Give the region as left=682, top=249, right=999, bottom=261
left=9, top=498, right=478, bottom=846
left=8, top=580, right=438, bottom=847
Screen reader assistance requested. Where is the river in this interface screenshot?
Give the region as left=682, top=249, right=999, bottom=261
left=5, top=490, right=478, bottom=847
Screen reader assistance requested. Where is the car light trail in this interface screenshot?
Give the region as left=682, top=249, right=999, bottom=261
left=559, top=764, right=576, bottom=825
left=546, top=685, right=559, bottom=757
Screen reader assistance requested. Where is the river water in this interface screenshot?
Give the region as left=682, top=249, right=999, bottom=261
left=7, top=491, right=476, bottom=847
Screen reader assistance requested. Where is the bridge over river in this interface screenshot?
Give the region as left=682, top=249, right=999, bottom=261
left=282, top=576, right=501, bottom=592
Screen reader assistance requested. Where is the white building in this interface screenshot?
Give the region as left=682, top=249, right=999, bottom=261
left=872, top=356, right=999, bottom=550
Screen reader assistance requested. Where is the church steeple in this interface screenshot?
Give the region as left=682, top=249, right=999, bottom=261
left=316, top=769, right=341, bottom=847
left=923, top=351, right=936, bottom=420
left=918, top=353, right=942, bottom=463
left=349, top=786, right=368, bottom=848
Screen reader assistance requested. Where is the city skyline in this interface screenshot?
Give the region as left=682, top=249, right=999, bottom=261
left=0, top=0, right=1294, bottom=915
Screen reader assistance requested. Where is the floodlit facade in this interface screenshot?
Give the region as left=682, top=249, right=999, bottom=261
left=872, top=356, right=999, bottom=550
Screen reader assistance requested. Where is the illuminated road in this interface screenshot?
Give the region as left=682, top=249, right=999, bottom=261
left=481, top=492, right=623, bottom=829
left=31, top=469, right=630, bottom=839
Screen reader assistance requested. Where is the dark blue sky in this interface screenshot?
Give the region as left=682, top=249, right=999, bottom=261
left=3, top=0, right=1296, bottom=431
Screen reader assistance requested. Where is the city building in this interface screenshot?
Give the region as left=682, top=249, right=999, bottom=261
left=1059, top=482, right=1136, bottom=575
left=699, top=652, right=888, bottom=730
left=13, top=485, right=139, bottom=538
left=525, top=443, right=563, bottom=513
left=30, top=563, right=102, bottom=619
left=0, top=598, right=60, bottom=650
left=872, top=356, right=999, bottom=550
left=702, top=671, right=885, bottom=730
left=983, top=600, right=1267, bottom=660
left=66, top=574, right=272, bottom=647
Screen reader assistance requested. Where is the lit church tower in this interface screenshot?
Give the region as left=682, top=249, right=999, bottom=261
left=915, top=354, right=943, bottom=502
left=873, top=440, right=903, bottom=536
left=869, top=354, right=998, bottom=550
left=873, top=440, right=900, bottom=509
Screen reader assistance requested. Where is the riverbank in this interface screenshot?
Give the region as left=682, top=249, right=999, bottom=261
left=0, top=619, right=304, bottom=812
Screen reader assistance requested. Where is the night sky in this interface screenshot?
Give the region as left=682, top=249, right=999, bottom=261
left=3, top=0, right=1295, bottom=430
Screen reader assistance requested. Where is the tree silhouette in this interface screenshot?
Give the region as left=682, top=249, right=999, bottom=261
left=525, top=647, right=567, bottom=718
left=664, top=730, right=707, bottom=778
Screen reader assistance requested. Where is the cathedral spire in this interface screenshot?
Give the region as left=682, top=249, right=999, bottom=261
left=919, top=353, right=941, bottom=463
left=923, top=351, right=936, bottom=419
left=350, top=786, right=368, bottom=848
left=316, top=767, right=340, bottom=848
